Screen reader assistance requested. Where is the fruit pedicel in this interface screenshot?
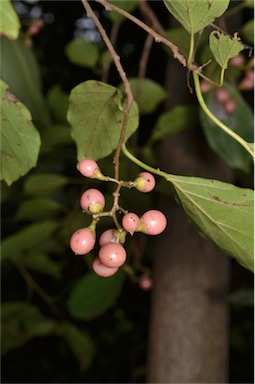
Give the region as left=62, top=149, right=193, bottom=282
left=70, top=158, right=167, bottom=278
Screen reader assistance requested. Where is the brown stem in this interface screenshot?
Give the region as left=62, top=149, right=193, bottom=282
left=101, top=22, right=120, bottom=83
left=81, top=0, right=134, bottom=181
left=11, top=257, right=60, bottom=315
left=137, top=34, right=154, bottom=103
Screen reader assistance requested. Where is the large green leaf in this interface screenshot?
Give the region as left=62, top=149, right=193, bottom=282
left=209, top=32, right=244, bottom=70
left=0, top=0, right=20, bottom=39
left=68, top=271, right=125, bottom=319
left=167, top=175, right=254, bottom=272
left=65, top=39, right=99, bottom=68
left=120, top=78, right=167, bottom=115
left=163, top=0, right=230, bottom=34
left=0, top=80, right=41, bottom=186
left=150, top=105, right=198, bottom=143
left=1, top=301, right=57, bottom=354
left=1, top=37, right=50, bottom=127
left=199, top=82, right=253, bottom=172
left=67, top=80, right=139, bottom=161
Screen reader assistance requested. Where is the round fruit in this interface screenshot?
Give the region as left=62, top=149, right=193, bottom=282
left=214, top=88, right=230, bottom=104
left=70, top=228, right=96, bottom=255
left=92, top=256, right=118, bottom=277
left=122, top=212, right=140, bottom=235
left=138, top=276, right=153, bottom=291
left=139, top=210, right=167, bottom=235
left=77, top=158, right=100, bottom=178
left=80, top=188, right=105, bottom=214
left=224, top=99, right=237, bottom=115
left=134, top=172, right=156, bottom=193
left=99, top=243, right=127, bottom=268
left=229, top=54, right=245, bottom=68
left=200, top=81, right=211, bottom=94
left=99, top=229, right=117, bottom=247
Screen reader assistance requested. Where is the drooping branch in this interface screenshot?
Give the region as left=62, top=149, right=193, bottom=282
left=81, top=0, right=134, bottom=181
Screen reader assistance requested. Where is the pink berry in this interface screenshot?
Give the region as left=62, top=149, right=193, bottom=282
left=134, top=172, right=156, bottom=193
left=200, top=81, right=211, bottom=94
left=214, top=88, right=230, bottom=104
left=92, top=256, right=118, bottom=277
left=77, top=158, right=100, bottom=178
left=99, top=229, right=118, bottom=247
left=139, top=210, right=167, bottom=235
left=99, top=243, right=127, bottom=268
left=224, top=99, right=237, bottom=115
left=240, top=77, right=254, bottom=90
left=122, top=212, right=140, bottom=235
left=229, top=54, right=245, bottom=68
left=80, top=188, right=105, bottom=214
left=138, top=276, right=153, bottom=291
left=245, top=69, right=254, bottom=82
left=70, top=228, right=96, bottom=255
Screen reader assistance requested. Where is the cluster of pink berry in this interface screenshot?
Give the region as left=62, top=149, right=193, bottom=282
left=214, top=87, right=237, bottom=115
left=70, top=159, right=167, bottom=278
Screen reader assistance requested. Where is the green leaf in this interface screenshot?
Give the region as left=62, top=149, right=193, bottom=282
left=120, top=78, right=167, bottom=115
left=23, top=173, right=68, bottom=196
left=241, top=19, right=254, bottom=45
left=209, top=31, right=244, bottom=70
left=150, top=105, right=198, bottom=143
left=68, top=271, right=125, bottom=319
left=163, top=0, right=230, bottom=34
left=40, top=124, right=72, bottom=153
left=1, top=37, right=51, bottom=127
left=46, top=85, right=69, bottom=124
left=67, top=80, right=139, bottom=161
left=164, top=27, right=191, bottom=58
left=167, top=175, right=254, bottom=272
left=1, top=302, right=57, bottom=354
left=0, top=80, right=41, bottom=186
left=59, top=322, right=95, bottom=370
left=108, top=1, right=138, bottom=24
left=15, top=197, right=63, bottom=221
left=199, top=82, right=253, bottom=172
left=65, top=38, right=99, bottom=68
left=1, top=220, right=58, bottom=261
left=19, top=251, right=62, bottom=280
left=0, top=0, right=20, bottom=39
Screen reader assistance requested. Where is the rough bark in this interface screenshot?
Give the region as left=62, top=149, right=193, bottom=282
left=147, top=59, right=232, bottom=383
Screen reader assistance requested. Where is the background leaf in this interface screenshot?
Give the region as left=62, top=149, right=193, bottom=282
left=65, top=38, right=99, bottom=68
left=0, top=0, right=20, bottom=39
left=23, top=173, right=68, bottom=196
left=167, top=174, right=254, bottom=272
left=209, top=31, right=244, bottom=70
left=68, top=271, right=126, bottom=319
left=120, top=78, right=167, bottom=115
left=46, top=85, right=69, bottom=124
left=108, top=1, right=138, bottom=24
left=199, top=82, right=253, bottom=172
left=240, top=19, right=254, bottom=44
left=0, top=80, right=41, bottom=186
left=15, top=198, right=63, bottom=221
left=163, top=0, right=230, bottom=34
left=67, top=80, right=139, bottom=160
left=1, top=37, right=51, bottom=127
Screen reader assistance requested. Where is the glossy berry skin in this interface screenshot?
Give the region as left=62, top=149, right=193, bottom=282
left=214, top=88, right=230, bottom=104
left=134, top=172, right=156, bottom=193
left=70, top=228, right=96, bottom=255
left=122, top=212, right=140, bottom=235
left=140, top=210, right=167, bottom=235
left=80, top=188, right=105, bottom=214
left=92, top=256, right=118, bottom=277
left=99, top=229, right=117, bottom=247
left=99, top=243, right=127, bottom=268
left=77, top=158, right=100, bottom=178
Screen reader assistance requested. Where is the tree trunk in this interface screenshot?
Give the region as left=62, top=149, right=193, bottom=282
left=147, top=58, right=232, bottom=383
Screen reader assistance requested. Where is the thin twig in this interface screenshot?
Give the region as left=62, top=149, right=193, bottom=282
left=137, top=34, right=154, bottom=103
left=81, top=0, right=134, bottom=181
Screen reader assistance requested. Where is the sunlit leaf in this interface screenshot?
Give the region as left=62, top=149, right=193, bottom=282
left=68, top=271, right=125, bottom=319
left=67, top=80, right=139, bottom=161
left=209, top=32, right=244, bottom=70
left=0, top=80, right=41, bottom=186
left=199, top=82, right=253, bottom=172
left=163, top=0, right=230, bottom=34
left=0, top=0, right=20, bottom=39
left=65, top=38, right=99, bottom=68
left=166, top=174, right=254, bottom=272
